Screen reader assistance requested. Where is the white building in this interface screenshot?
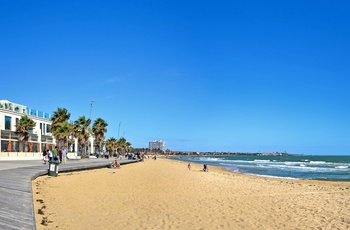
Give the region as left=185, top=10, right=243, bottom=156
left=149, top=140, right=166, bottom=152
left=0, top=100, right=93, bottom=158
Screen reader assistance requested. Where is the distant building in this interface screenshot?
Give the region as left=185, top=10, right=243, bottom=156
left=149, top=140, right=166, bottom=152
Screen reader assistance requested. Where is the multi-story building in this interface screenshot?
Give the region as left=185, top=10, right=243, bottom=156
left=0, top=99, right=93, bottom=158
left=149, top=140, right=166, bottom=152
left=0, top=100, right=56, bottom=156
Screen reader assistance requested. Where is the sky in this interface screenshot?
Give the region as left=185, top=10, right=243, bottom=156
left=1, top=1, right=349, bottom=155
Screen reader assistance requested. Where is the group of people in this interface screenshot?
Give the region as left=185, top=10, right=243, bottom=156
left=187, top=163, right=209, bottom=172
left=42, top=146, right=67, bottom=164
left=95, top=151, right=111, bottom=159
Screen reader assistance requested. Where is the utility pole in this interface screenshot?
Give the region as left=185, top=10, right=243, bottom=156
left=89, top=100, right=95, bottom=121
left=118, top=122, right=121, bottom=139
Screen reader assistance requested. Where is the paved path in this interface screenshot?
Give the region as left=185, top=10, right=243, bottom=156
left=0, top=158, right=139, bottom=230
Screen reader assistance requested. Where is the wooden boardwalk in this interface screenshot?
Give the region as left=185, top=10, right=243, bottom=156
left=0, top=158, right=138, bottom=230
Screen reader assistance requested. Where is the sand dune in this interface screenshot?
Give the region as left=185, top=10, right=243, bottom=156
left=33, top=157, right=350, bottom=229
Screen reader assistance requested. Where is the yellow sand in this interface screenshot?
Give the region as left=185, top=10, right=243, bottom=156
left=32, top=157, right=350, bottom=229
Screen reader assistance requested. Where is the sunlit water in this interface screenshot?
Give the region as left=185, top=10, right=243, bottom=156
left=170, top=155, right=350, bottom=181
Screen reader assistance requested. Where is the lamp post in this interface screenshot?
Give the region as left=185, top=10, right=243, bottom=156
left=88, top=100, right=94, bottom=157
left=118, top=122, right=121, bottom=139
left=89, top=100, right=95, bottom=121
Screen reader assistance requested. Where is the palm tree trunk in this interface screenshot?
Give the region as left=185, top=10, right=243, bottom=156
left=83, top=142, right=87, bottom=159
left=24, top=140, right=28, bottom=152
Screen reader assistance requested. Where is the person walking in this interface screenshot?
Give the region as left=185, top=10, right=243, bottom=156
left=52, top=146, right=58, bottom=161
left=58, top=147, right=62, bottom=163
left=61, top=147, right=67, bottom=164
left=42, top=149, right=48, bottom=164
left=47, top=149, right=52, bottom=162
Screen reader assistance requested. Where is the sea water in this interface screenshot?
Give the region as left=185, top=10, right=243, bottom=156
left=171, top=155, right=350, bottom=181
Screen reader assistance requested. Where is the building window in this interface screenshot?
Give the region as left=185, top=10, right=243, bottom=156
left=5, top=116, right=11, bottom=130
left=31, top=109, right=37, bottom=116
left=40, top=123, right=44, bottom=135
left=46, top=124, right=51, bottom=133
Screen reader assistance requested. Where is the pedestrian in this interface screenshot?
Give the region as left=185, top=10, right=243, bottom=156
left=203, top=164, right=208, bottom=172
left=52, top=146, right=58, bottom=161
left=188, top=163, right=192, bottom=170
left=42, top=149, right=48, bottom=164
left=44, top=153, right=48, bottom=164
left=61, top=147, right=67, bottom=164
left=58, top=147, right=62, bottom=163
left=47, top=149, right=52, bottom=162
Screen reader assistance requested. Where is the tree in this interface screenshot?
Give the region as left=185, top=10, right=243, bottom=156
left=54, top=122, right=72, bottom=150
left=51, top=108, right=71, bottom=129
left=116, top=137, right=132, bottom=157
left=51, top=108, right=71, bottom=148
left=105, top=137, right=118, bottom=156
left=73, top=116, right=91, bottom=159
left=15, top=115, right=36, bottom=152
left=92, top=118, right=108, bottom=154
left=125, top=141, right=132, bottom=153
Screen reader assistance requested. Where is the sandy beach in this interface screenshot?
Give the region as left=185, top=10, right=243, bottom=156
left=32, top=157, right=350, bottom=229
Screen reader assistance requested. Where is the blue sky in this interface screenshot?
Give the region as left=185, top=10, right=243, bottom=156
left=1, top=1, right=349, bottom=155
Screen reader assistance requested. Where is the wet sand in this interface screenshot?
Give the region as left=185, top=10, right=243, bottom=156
left=32, top=157, right=350, bottom=229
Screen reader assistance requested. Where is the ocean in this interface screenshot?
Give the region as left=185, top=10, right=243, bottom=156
left=170, top=155, right=350, bottom=181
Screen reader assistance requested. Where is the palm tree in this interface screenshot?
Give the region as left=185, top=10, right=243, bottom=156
left=51, top=108, right=70, bottom=128
left=92, top=118, right=108, bottom=155
left=73, top=115, right=91, bottom=159
left=15, top=115, right=36, bottom=152
left=105, top=137, right=118, bottom=157
left=116, top=137, right=132, bottom=157
left=54, top=121, right=72, bottom=150
left=125, top=141, right=132, bottom=153
left=67, top=123, right=76, bottom=153
left=51, top=108, right=71, bottom=148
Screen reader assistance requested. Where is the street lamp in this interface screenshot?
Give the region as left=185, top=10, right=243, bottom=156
left=118, top=122, right=121, bottom=139
left=88, top=100, right=94, bottom=157
left=89, top=100, right=95, bottom=121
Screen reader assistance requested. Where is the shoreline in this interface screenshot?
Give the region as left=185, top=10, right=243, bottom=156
left=33, top=157, right=350, bottom=229
left=168, top=155, right=350, bottom=182
left=179, top=158, right=350, bottom=187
